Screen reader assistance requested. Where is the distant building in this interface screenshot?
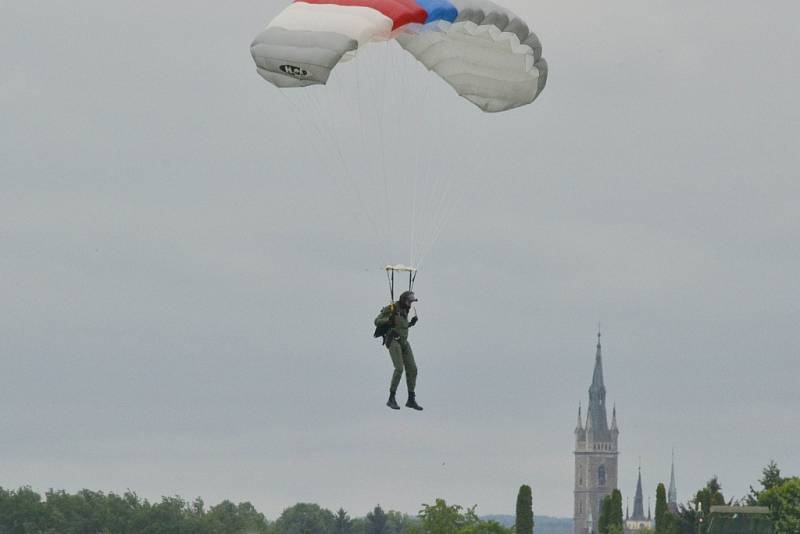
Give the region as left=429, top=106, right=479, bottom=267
left=624, top=466, right=653, bottom=533
left=668, top=450, right=679, bottom=514
left=708, top=506, right=773, bottom=534
left=574, top=332, right=619, bottom=534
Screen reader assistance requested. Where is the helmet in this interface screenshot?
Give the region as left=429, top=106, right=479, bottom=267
left=398, top=291, right=418, bottom=308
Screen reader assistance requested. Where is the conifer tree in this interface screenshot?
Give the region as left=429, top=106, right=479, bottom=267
left=334, top=508, right=351, bottom=534
left=598, top=495, right=612, bottom=534
left=366, top=505, right=388, bottom=534
left=597, top=491, right=623, bottom=534
left=515, top=485, right=534, bottom=534
left=610, top=489, right=624, bottom=529
left=655, top=483, right=668, bottom=534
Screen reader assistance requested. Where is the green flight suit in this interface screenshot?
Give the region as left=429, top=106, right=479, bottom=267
left=374, top=305, right=417, bottom=393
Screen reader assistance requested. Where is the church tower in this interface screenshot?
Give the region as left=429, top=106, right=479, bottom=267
left=574, top=332, right=619, bottom=534
left=667, top=449, right=678, bottom=513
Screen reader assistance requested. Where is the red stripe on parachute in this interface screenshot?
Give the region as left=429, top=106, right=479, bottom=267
left=294, top=0, right=427, bottom=29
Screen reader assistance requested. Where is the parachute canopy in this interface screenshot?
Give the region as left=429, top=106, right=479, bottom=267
left=251, top=0, right=548, bottom=112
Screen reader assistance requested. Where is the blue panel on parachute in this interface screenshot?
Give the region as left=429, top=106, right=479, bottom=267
left=414, top=0, right=458, bottom=22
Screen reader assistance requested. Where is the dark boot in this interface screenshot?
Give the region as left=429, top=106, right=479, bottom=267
left=405, top=392, right=423, bottom=411
left=386, top=390, right=400, bottom=410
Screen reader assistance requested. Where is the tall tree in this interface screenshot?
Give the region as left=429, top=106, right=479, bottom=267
left=760, top=461, right=784, bottom=490
left=417, top=499, right=465, bottom=534
left=335, top=508, right=352, bottom=534
left=654, top=483, right=668, bottom=534
left=673, top=477, right=726, bottom=534
left=273, top=502, right=335, bottom=534
left=757, top=477, right=800, bottom=534
left=610, top=490, right=624, bottom=530
left=385, top=510, right=416, bottom=534
left=515, top=485, right=534, bottom=534
left=597, top=495, right=612, bottom=534
left=749, top=460, right=785, bottom=504
left=367, top=505, right=388, bottom=534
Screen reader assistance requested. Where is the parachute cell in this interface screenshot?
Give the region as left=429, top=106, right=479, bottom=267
left=250, top=0, right=547, bottom=111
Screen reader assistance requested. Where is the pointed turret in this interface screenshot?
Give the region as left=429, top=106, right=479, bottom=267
left=576, top=403, right=584, bottom=432
left=584, top=402, right=593, bottom=443
left=668, top=448, right=677, bottom=505
left=632, top=465, right=646, bottom=520
left=611, top=404, right=618, bottom=432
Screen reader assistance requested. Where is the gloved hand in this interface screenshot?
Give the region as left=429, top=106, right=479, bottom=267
left=409, top=316, right=418, bottom=326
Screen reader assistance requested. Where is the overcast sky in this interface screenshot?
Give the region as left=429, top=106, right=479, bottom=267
left=1, top=0, right=799, bottom=520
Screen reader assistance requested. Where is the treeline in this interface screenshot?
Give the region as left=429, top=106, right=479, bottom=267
left=0, top=488, right=268, bottom=534
left=0, top=485, right=537, bottom=534
left=594, top=461, right=799, bottom=534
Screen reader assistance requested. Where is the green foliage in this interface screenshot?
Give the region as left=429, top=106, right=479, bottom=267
left=598, top=495, right=611, bottom=534
left=654, top=483, right=668, bottom=534
left=0, top=487, right=270, bottom=534
left=335, top=508, right=352, bottom=534
left=597, top=491, right=622, bottom=534
left=273, top=502, right=335, bottom=534
left=413, top=499, right=512, bottom=534
left=205, top=500, right=268, bottom=533
left=748, top=460, right=785, bottom=504
left=610, top=490, right=623, bottom=529
left=385, top=510, right=417, bottom=534
left=673, top=477, right=727, bottom=534
left=514, top=485, right=534, bottom=534
left=367, top=505, right=389, bottom=534
left=417, top=499, right=471, bottom=534
left=460, top=520, right=515, bottom=534
left=759, top=461, right=784, bottom=491
left=693, top=477, right=727, bottom=534
left=757, top=477, right=800, bottom=534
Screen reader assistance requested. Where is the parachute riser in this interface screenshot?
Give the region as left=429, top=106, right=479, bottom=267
left=385, top=264, right=417, bottom=304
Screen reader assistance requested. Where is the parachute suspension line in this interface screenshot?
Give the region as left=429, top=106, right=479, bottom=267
left=417, top=110, right=489, bottom=270
left=419, top=117, right=473, bottom=268
left=371, top=41, right=392, bottom=245
left=410, top=59, right=434, bottom=267
left=326, top=79, right=394, bottom=262
left=413, top=88, right=451, bottom=267
left=417, top=75, right=438, bottom=266
left=286, top=82, right=388, bottom=258
left=404, top=47, right=431, bottom=269
left=352, top=57, right=391, bottom=252
left=397, top=46, right=419, bottom=268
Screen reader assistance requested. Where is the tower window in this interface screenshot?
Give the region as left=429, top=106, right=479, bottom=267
left=598, top=465, right=606, bottom=486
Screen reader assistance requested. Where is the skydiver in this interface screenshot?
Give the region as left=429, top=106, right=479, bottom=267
left=373, top=290, right=422, bottom=411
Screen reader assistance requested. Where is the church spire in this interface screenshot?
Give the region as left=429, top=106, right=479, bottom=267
left=587, top=329, right=610, bottom=440
left=668, top=448, right=677, bottom=504
left=632, top=464, right=645, bottom=520
left=592, top=331, right=605, bottom=388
